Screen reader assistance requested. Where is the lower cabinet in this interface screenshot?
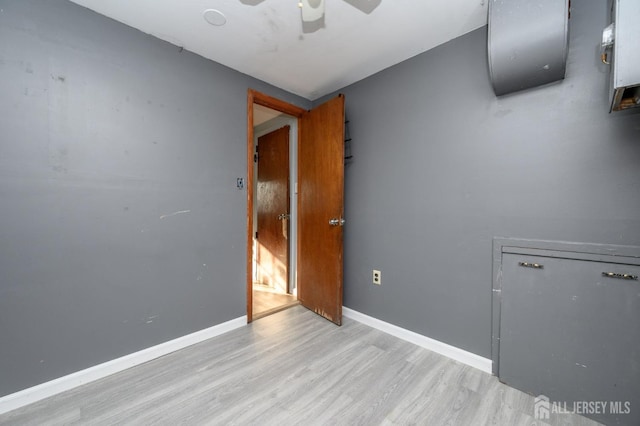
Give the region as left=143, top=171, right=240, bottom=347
left=495, top=241, right=640, bottom=426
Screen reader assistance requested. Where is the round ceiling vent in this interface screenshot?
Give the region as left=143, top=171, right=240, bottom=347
left=203, top=9, right=227, bottom=27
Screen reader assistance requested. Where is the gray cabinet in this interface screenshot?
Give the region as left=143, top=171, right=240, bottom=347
left=609, top=0, right=640, bottom=111
left=493, top=239, right=640, bottom=426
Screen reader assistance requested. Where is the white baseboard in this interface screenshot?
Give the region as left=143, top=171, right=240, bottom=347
left=0, top=315, right=247, bottom=416
left=342, top=307, right=492, bottom=374
left=1, top=309, right=492, bottom=415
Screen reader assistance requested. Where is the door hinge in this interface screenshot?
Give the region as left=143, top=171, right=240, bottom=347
left=255, top=231, right=258, bottom=239
left=254, top=145, right=259, bottom=163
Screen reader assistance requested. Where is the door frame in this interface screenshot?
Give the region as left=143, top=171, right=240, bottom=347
left=246, top=89, right=306, bottom=323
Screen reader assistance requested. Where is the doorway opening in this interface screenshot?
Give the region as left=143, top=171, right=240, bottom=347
left=246, top=89, right=346, bottom=325
left=246, top=91, right=306, bottom=322
left=252, top=107, right=298, bottom=318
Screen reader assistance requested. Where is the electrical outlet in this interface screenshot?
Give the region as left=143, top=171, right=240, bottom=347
left=372, top=269, right=381, bottom=285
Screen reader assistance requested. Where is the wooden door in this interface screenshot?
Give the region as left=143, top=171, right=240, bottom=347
left=298, top=95, right=345, bottom=325
left=256, top=126, right=290, bottom=293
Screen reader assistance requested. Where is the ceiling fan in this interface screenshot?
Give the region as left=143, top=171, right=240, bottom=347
left=299, top=0, right=382, bottom=21
left=239, top=0, right=381, bottom=24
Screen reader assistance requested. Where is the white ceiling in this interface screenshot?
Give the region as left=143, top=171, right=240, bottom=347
left=69, top=0, right=489, bottom=100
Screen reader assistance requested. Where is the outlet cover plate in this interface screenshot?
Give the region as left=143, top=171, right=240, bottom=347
left=373, top=269, right=381, bottom=285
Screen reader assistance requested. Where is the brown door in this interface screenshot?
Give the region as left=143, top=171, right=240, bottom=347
left=298, top=95, right=345, bottom=325
left=256, top=126, right=290, bottom=294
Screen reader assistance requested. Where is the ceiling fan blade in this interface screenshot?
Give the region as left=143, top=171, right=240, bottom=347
left=342, top=0, right=382, bottom=14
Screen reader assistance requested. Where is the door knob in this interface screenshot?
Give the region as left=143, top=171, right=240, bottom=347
left=329, top=218, right=345, bottom=226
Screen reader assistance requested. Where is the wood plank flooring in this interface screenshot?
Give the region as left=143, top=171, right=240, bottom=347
left=252, top=285, right=298, bottom=317
left=0, top=306, right=601, bottom=425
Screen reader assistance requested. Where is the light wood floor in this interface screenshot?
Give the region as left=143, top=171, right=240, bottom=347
left=252, top=285, right=298, bottom=317
left=0, top=306, right=601, bottom=426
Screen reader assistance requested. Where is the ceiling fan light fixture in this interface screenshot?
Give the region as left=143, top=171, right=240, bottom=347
left=300, top=0, right=325, bottom=22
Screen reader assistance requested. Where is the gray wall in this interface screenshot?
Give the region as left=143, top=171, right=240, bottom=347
left=331, top=0, right=640, bottom=358
left=0, top=0, right=309, bottom=396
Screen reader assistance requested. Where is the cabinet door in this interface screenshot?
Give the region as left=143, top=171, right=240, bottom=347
left=499, top=253, right=640, bottom=426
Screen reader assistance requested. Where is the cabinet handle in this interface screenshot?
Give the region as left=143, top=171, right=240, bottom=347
left=602, top=272, right=638, bottom=280
left=519, top=261, right=543, bottom=269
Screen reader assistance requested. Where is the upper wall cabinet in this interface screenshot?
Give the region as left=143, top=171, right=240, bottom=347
left=488, top=0, right=570, bottom=96
left=605, top=0, right=640, bottom=112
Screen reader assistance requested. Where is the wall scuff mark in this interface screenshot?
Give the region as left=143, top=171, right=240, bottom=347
left=159, top=210, right=191, bottom=220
